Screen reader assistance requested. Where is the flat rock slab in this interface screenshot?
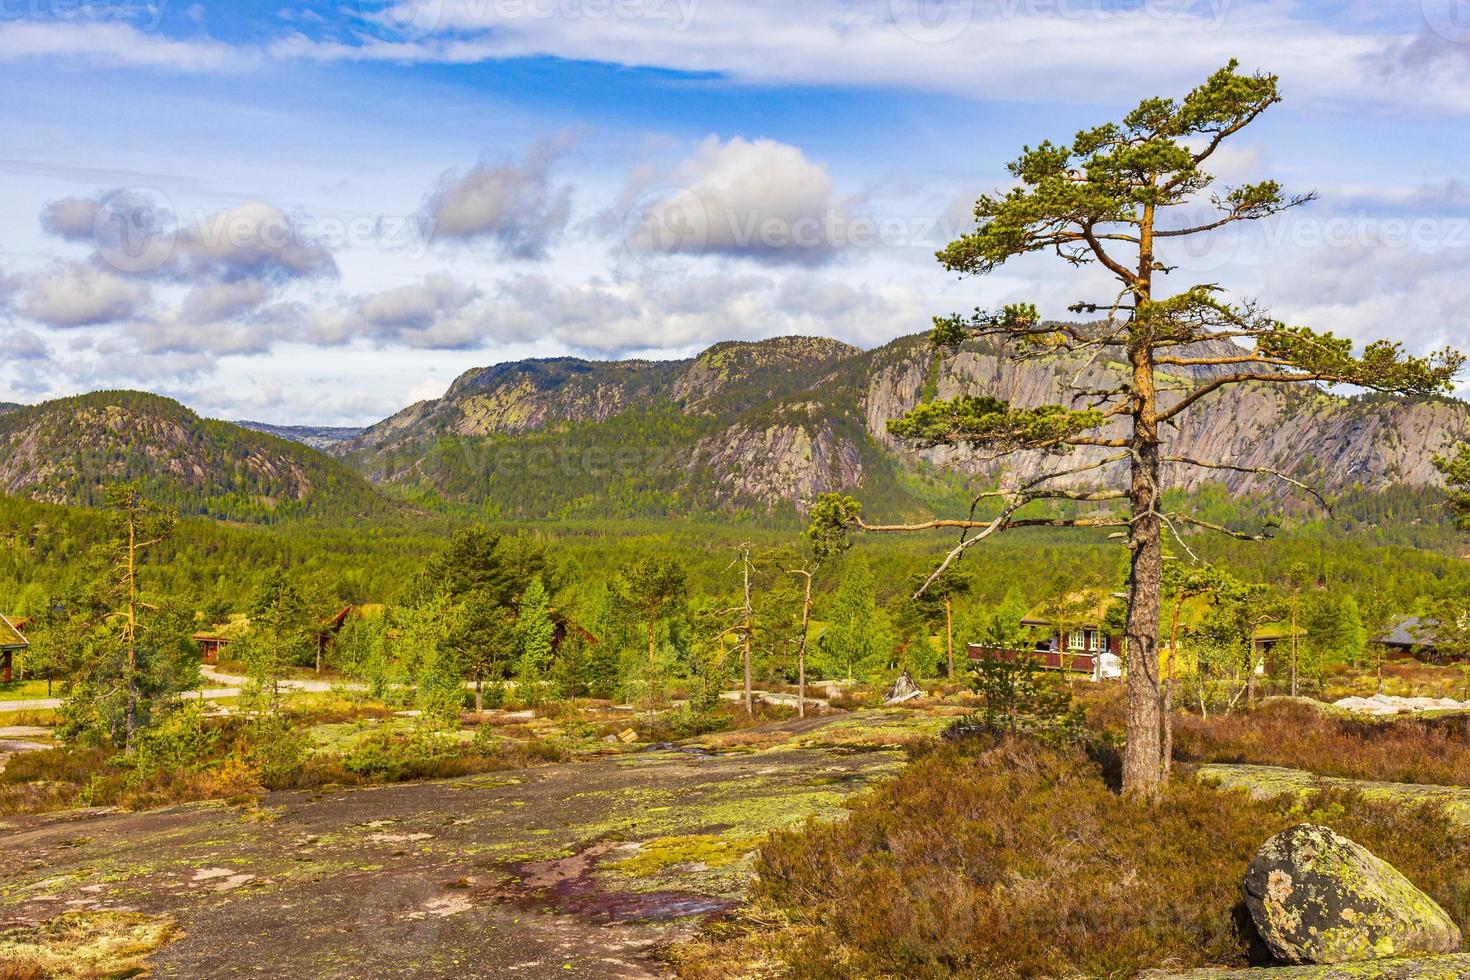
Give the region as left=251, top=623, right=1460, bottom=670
left=1197, top=764, right=1470, bottom=826
left=0, top=727, right=903, bottom=978
left=1144, top=953, right=1470, bottom=977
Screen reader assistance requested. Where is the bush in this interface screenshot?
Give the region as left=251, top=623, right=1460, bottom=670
left=953, top=652, right=1083, bottom=744
left=341, top=729, right=462, bottom=781
left=684, top=735, right=1470, bottom=979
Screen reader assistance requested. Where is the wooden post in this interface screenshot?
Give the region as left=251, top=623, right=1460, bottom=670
left=944, top=595, right=954, bottom=680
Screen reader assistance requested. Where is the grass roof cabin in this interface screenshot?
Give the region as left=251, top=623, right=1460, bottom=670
left=0, top=614, right=29, bottom=682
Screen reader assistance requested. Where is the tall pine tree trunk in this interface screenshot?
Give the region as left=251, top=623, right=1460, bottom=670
left=1123, top=416, right=1165, bottom=793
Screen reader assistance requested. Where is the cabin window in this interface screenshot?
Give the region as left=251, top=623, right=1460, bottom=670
left=1068, top=631, right=1087, bottom=651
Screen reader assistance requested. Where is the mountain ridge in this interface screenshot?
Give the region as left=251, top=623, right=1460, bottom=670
left=5, top=334, right=1465, bottom=527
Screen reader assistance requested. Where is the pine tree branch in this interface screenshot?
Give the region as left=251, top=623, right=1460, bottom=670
left=1162, top=455, right=1333, bottom=515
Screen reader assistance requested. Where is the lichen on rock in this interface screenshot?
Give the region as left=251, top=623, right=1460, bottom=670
left=1244, top=824, right=1462, bottom=965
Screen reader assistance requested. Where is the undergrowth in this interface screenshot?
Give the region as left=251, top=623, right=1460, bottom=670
left=673, top=734, right=1470, bottom=979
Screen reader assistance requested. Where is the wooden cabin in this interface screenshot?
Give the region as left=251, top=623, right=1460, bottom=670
left=0, top=614, right=29, bottom=682
left=968, top=591, right=1288, bottom=683
left=968, top=593, right=1124, bottom=682
left=192, top=631, right=230, bottom=664
left=1373, top=616, right=1438, bottom=660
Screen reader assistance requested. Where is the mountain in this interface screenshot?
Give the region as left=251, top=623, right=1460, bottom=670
left=0, top=403, right=22, bottom=416
left=0, top=391, right=396, bottom=523
left=340, top=333, right=1470, bottom=524
left=235, top=421, right=365, bottom=451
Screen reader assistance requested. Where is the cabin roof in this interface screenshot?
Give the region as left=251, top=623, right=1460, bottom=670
left=0, top=614, right=29, bottom=650
left=1375, top=616, right=1438, bottom=648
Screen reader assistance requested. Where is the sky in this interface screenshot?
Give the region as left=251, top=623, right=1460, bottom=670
left=1, top=0, right=1469, bottom=424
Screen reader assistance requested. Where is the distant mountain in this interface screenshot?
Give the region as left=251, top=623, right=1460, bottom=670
left=235, top=421, right=365, bottom=452
left=0, top=391, right=397, bottom=523
left=0, top=403, right=22, bottom=416
left=14, top=333, right=1466, bottom=529
left=341, top=332, right=1470, bottom=524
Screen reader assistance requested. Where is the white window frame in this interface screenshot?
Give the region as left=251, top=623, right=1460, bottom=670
left=1067, top=630, right=1087, bottom=651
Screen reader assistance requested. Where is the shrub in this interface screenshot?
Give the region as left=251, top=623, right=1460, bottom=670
left=685, top=735, right=1470, bottom=979
left=341, top=729, right=462, bottom=781
left=952, top=652, right=1083, bottom=744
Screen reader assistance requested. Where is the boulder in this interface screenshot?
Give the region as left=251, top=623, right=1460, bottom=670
left=1245, top=824, right=1462, bottom=965
left=883, top=670, right=922, bottom=705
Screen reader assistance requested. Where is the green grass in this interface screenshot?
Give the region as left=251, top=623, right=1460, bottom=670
left=0, top=679, right=55, bottom=702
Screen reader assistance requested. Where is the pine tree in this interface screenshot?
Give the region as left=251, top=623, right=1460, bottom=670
left=515, top=575, right=555, bottom=706
left=811, top=63, right=1462, bottom=793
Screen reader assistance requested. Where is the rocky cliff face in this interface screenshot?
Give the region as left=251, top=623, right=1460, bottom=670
left=859, top=338, right=1469, bottom=499
left=340, top=332, right=1470, bottom=518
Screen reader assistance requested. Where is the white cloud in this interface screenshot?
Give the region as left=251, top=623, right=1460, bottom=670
left=39, top=195, right=102, bottom=241
left=179, top=279, right=275, bottom=324
left=174, top=201, right=338, bottom=282
left=1, top=329, right=51, bottom=362
left=18, top=262, right=148, bottom=327
left=358, top=273, right=480, bottom=330
left=0, top=20, right=252, bottom=72
left=423, top=138, right=574, bottom=259
left=260, top=0, right=1470, bottom=113
left=623, top=136, right=848, bottom=265
left=321, top=267, right=930, bottom=354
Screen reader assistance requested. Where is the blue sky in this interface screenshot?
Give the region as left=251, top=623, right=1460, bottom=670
left=2, top=0, right=1468, bottom=423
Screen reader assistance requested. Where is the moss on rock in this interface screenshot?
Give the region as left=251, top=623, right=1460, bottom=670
left=1245, top=824, right=1462, bottom=965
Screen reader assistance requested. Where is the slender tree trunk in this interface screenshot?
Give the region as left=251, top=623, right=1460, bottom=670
left=1290, top=595, right=1299, bottom=698
left=791, top=570, right=812, bottom=720
left=647, top=615, right=657, bottom=713
left=742, top=549, right=753, bottom=717
left=475, top=671, right=484, bottom=713
left=944, top=596, right=955, bottom=679
left=124, top=508, right=139, bottom=754
left=1161, top=598, right=1183, bottom=779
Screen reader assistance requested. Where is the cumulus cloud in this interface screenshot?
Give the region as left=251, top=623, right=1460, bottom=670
left=358, top=273, right=480, bottom=331
left=179, top=280, right=276, bottom=324
left=173, top=201, right=337, bottom=282
left=423, top=139, right=574, bottom=259
left=38, top=191, right=337, bottom=284
left=18, top=262, right=148, bottom=328
left=315, top=268, right=928, bottom=354
left=39, top=195, right=103, bottom=241
left=1, top=329, right=51, bottom=362
left=623, top=136, right=848, bottom=266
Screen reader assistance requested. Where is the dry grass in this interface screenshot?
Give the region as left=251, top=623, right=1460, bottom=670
left=0, top=911, right=177, bottom=979
left=1174, top=698, right=1470, bottom=787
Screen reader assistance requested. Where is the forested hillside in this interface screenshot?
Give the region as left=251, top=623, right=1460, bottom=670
left=0, top=391, right=397, bottom=523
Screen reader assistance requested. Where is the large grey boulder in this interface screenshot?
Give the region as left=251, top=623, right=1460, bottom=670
left=1245, top=824, right=1462, bottom=964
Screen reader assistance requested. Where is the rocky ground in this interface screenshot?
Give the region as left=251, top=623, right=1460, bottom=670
left=0, top=712, right=939, bottom=978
